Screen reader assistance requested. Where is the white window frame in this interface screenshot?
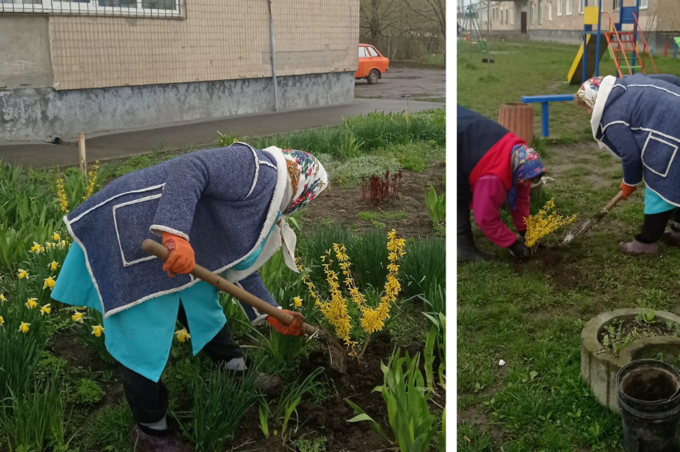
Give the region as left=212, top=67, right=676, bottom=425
left=613, top=0, right=622, bottom=11
left=557, top=0, right=562, bottom=16
left=640, top=0, right=648, bottom=9
left=566, top=0, right=572, bottom=15
left=538, top=0, right=543, bottom=24
left=548, top=1, right=552, bottom=20
left=530, top=2, right=535, bottom=23
left=511, top=8, right=515, bottom=25
left=579, top=0, right=584, bottom=14
left=0, top=0, right=183, bottom=18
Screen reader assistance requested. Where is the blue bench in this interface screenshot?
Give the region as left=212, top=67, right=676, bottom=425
left=521, top=94, right=575, bottom=138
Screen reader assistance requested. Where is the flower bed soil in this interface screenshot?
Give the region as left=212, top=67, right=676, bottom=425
left=304, top=163, right=446, bottom=239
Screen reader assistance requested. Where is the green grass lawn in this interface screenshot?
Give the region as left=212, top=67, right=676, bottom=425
left=457, top=40, right=680, bottom=141
left=458, top=41, right=680, bottom=451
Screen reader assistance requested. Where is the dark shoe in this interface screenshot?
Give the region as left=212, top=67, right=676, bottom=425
left=129, top=425, right=191, bottom=452
left=664, top=229, right=680, bottom=247
left=457, top=232, right=495, bottom=262
left=618, top=240, right=659, bottom=255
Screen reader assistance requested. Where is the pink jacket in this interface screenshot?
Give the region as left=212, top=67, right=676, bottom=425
left=472, top=175, right=530, bottom=248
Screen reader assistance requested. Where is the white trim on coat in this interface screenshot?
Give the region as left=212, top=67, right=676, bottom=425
left=64, top=217, right=107, bottom=315
left=243, top=142, right=260, bottom=200
left=113, top=194, right=163, bottom=267
left=148, top=225, right=190, bottom=242
left=641, top=132, right=678, bottom=178
left=67, top=184, right=165, bottom=225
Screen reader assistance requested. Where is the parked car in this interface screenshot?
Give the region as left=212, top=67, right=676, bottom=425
left=355, top=44, right=389, bottom=84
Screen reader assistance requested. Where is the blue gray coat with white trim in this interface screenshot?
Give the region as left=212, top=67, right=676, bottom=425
left=64, top=143, right=286, bottom=319
left=593, top=73, right=680, bottom=206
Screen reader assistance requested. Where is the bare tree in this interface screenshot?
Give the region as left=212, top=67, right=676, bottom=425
left=403, top=0, right=446, bottom=38
left=360, top=0, right=402, bottom=44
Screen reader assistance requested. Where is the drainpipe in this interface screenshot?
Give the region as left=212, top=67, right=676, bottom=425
left=267, top=0, right=279, bottom=112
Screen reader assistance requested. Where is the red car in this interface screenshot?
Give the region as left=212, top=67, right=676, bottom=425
left=355, top=44, right=389, bottom=84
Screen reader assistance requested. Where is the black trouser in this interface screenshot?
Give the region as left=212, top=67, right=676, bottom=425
left=458, top=207, right=473, bottom=236
left=636, top=208, right=680, bottom=244
left=119, top=302, right=243, bottom=424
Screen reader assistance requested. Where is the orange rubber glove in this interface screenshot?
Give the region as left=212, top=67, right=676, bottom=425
left=620, top=182, right=637, bottom=200
left=267, top=310, right=306, bottom=337
left=162, top=232, right=195, bottom=278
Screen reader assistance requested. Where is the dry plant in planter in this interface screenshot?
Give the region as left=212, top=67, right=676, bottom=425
left=523, top=198, right=576, bottom=254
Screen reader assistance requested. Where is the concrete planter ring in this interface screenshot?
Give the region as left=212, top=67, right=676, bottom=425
left=581, top=308, right=680, bottom=413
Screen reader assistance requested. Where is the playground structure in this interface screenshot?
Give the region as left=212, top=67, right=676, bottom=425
left=457, top=4, right=487, bottom=53
left=567, top=0, right=657, bottom=85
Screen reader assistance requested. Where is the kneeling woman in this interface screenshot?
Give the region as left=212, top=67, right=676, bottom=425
left=457, top=105, right=545, bottom=262
left=52, top=143, right=328, bottom=452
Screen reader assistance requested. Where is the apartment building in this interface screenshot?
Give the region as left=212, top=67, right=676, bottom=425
left=475, top=0, right=680, bottom=45
left=0, top=0, right=359, bottom=144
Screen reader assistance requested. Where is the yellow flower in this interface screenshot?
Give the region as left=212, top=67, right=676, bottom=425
left=19, top=322, right=30, bottom=333
left=524, top=199, right=576, bottom=249
left=91, top=325, right=105, bottom=337
left=57, top=178, right=69, bottom=213
left=0, top=316, right=3, bottom=327
left=43, top=276, right=56, bottom=291
left=175, top=328, right=191, bottom=343
left=53, top=232, right=61, bottom=241
left=0, top=294, right=6, bottom=303
left=25, top=298, right=38, bottom=309
left=293, top=297, right=302, bottom=307
left=30, top=242, right=41, bottom=254
left=48, top=261, right=58, bottom=271
left=72, top=312, right=85, bottom=323
left=17, top=269, right=28, bottom=280
left=40, top=304, right=51, bottom=316
left=40, top=246, right=45, bottom=253
left=60, top=240, right=67, bottom=249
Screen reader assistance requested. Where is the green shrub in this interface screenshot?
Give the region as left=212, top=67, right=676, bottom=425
left=82, top=403, right=134, bottom=451
left=399, top=153, right=428, bottom=172
left=347, top=229, right=390, bottom=290
left=424, top=185, right=446, bottom=228
left=73, top=378, right=105, bottom=405
left=400, top=239, right=446, bottom=298
left=333, top=155, right=401, bottom=188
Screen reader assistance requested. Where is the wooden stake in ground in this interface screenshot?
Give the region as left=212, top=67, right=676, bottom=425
left=78, top=133, right=87, bottom=176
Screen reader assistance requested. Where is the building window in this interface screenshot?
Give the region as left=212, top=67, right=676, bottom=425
left=538, top=0, right=543, bottom=24
left=613, top=0, right=621, bottom=10
left=511, top=9, right=515, bottom=24
left=530, top=2, right=535, bottom=23
left=579, top=0, right=584, bottom=14
left=548, top=1, right=552, bottom=20
left=0, top=0, right=183, bottom=17
left=566, top=0, right=572, bottom=15
left=640, top=0, right=648, bottom=8
left=558, top=0, right=562, bottom=16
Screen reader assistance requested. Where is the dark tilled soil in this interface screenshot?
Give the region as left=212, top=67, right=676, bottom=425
left=512, top=247, right=589, bottom=289
left=232, top=332, right=445, bottom=452
left=304, top=162, right=446, bottom=239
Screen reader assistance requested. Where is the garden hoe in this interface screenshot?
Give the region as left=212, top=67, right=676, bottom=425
left=142, top=240, right=348, bottom=374
left=561, top=190, right=624, bottom=246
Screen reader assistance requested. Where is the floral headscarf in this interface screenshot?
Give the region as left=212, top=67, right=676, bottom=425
left=508, top=144, right=545, bottom=210
left=281, top=149, right=329, bottom=215
left=576, top=76, right=604, bottom=108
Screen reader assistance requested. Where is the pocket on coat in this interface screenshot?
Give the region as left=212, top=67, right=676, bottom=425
left=642, top=132, right=679, bottom=178
left=113, top=194, right=162, bottom=267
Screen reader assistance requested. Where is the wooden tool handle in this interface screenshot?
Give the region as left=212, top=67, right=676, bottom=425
left=604, top=190, right=624, bottom=212
left=142, top=239, right=311, bottom=333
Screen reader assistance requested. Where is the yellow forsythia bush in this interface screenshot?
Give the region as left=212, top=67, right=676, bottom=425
left=301, top=230, right=406, bottom=359
left=524, top=198, right=576, bottom=250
